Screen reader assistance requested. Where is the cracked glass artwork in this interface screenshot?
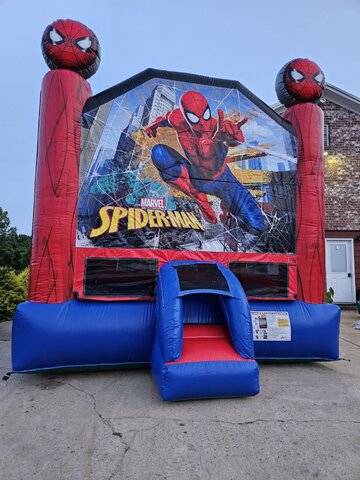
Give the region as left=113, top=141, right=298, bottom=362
left=77, top=77, right=297, bottom=254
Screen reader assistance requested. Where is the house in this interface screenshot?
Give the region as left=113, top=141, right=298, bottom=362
left=273, top=84, right=360, bottom=304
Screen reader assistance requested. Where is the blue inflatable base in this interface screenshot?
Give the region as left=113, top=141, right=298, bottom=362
left=251, top=301, right=340, bottom=361
left=12, top=299, right=340, bottom=372
left=12, top=300, right=156, bottom=372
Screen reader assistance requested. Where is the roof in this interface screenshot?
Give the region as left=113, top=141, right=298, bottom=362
left=272, top=83, right=360, bottom=116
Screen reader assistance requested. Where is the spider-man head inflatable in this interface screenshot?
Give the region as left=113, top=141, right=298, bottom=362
left=275, top=58, right=325, bottom=107
left=41, top=19, right=100, bottom=79
left=180, top=91, right=213, bottom=133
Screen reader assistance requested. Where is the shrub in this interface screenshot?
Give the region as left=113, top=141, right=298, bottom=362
left=326, top=287, right=335, bottom=304
left=0, top=267, right=28, bottom=322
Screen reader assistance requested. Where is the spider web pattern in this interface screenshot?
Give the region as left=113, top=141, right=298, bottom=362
left=77, top=78, right=296, bottom=254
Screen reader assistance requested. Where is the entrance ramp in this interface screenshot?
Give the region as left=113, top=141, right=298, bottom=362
left=151, top=261, right=260, bottom=401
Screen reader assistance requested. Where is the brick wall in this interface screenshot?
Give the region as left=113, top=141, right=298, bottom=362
left=322, top=100, right=360, bottom=299
left=322, top=100, right=360, bottom=230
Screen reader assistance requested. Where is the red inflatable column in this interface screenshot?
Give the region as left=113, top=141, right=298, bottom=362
left=29, top=70, right=92, bottom=302
left=283, top=103, right=325, bottom=303
left=275, top=58, right=326, bottom=303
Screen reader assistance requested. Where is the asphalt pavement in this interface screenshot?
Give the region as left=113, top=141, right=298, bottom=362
left=1, top=309, right=359, bottom=480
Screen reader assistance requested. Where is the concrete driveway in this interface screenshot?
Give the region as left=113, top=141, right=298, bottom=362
left=1, top=309, right=359, bottom=480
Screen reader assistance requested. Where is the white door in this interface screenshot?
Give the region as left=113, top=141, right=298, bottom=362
left=325, top=239, right=355, bottom=303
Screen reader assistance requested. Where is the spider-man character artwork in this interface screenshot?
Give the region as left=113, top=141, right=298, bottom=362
left=144, top=91, right=264, bottom=234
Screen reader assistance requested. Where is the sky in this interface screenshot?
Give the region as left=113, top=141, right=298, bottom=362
left=0, top=0, right=359, bottom=235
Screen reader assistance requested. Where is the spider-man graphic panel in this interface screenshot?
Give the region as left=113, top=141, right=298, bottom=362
left=77, top=74, right=297, bottom=255
left=144, top=91, right=264, bottom=234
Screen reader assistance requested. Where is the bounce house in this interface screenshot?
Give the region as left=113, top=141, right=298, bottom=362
left=12, top=20, right=340, bottom=401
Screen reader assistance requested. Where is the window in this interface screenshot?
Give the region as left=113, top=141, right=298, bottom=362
left=229, top=262, right=289, bottom=298
left=175, top=263, right=230, bottom=292
left=84, top=258, right=158, bottom=297
left=324, top=124, right=330, bottom=148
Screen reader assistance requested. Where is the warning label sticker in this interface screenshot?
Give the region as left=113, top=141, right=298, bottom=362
left=251, top=311, right=291, bottom=341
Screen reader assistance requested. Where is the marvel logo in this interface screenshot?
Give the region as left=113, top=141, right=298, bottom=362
left=140, top=197, right=165, bottom=210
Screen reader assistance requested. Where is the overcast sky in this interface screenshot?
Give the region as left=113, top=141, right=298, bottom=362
left=1, top=0, right=359, bottom=234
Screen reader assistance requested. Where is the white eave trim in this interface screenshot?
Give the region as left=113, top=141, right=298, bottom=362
left=324, top=84, right=360, bottom=115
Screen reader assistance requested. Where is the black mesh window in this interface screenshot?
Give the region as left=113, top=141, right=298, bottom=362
left=175, top=263, right=230, bottom=292
left=84, top=258, right=157, bottom=297
left=229, top=262, right=288, bottom=298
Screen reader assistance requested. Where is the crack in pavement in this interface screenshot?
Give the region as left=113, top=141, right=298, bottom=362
left=340, top=336, right=360, bottom=348
left=108, top=421, right=163, bottom=480
left=58, top=380, right=131, bottom=480
left=60, top=380, right=162, bottom=480
left=210, top=418, right=360, bottom=426
left=107, top=431, right=135, bottom=480
left=61, top=380, right=120, bottom=435
left=102, top=414, right=360, bottom=427
left=101, top=377, right=122, bottom=392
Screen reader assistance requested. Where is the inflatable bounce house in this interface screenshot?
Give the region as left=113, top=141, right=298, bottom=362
left=12, top=20, right=340, bottom=401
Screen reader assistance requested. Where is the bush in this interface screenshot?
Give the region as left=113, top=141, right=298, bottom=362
left=326, top=287, right=335, bottom=304
left=0, top=267, right=28, bottom=322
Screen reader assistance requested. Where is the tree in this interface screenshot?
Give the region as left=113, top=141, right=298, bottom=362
left=0, top=207, right=10, bottom=232
left=0, top=208, right=31, bottom=272
left=12, top=234, right=32, bottom=272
